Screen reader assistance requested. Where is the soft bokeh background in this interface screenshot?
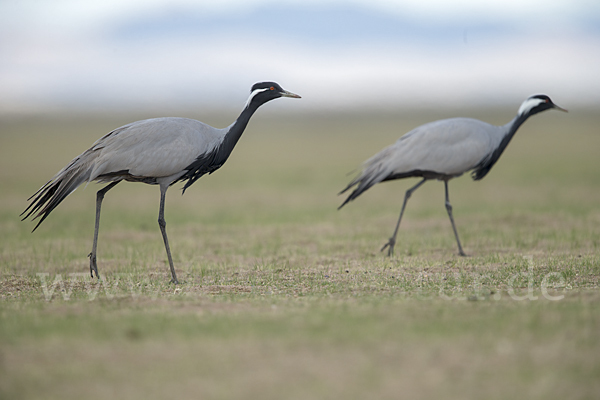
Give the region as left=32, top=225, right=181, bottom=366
left=2, top=3, right=600, bottom=400
left=1, top=0, right=599, bottom=114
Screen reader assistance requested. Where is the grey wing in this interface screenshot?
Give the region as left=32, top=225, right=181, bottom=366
left=88, top=118, right=223, bottom=183
left=21, top=118, right=223, bottom=229
left=385, top=119, right=496, bottom=177
left=339, top=118, right=497, bottom=207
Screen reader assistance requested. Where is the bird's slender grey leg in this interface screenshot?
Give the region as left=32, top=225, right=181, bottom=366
left=381, top=178, right=426, bottom=257
left=444, top=180, right=467, bottom=257
left=88, top=181, right=120, bottom=279
left=158, top=185, right=179, bottom=284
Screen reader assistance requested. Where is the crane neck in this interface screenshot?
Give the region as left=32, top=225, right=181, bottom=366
left=220, top=100, right=262, bottom=155
left=505, top=112, right=530, bottom=138
left=497, top=111, right=531, bottom=151
left=178, top=101, right=264, bottom=193
left=471, top=110, right=532, bottom=181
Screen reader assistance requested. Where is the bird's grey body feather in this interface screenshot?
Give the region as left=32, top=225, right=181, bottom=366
left=90, top=118, right=226, bottom=183
left=22, top=118, right=230, bottom=229
left=340, top=117, right=510, bottom=206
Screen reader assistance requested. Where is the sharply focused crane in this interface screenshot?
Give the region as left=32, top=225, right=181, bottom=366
left=22, top=82, right=301, bottom=284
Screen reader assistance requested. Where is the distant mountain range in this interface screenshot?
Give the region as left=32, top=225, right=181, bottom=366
left=111, top=3, right=593, bottom=46
left=3, top=2, right=599, bottom=113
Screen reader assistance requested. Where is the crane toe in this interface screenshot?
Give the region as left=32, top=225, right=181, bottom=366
left=380, top=238, right=396, bottom=257
left=88, top=252, right=100, bottom=279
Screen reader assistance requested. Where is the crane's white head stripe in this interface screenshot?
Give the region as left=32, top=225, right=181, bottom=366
left=518, top=97, right=545, bottom=116
left=245, top=87, right=269, bottom=108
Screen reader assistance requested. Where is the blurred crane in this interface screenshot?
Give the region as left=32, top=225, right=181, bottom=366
left=339, top=94, right=567, bottom=256
left=22, top=82, right=301, bottom=284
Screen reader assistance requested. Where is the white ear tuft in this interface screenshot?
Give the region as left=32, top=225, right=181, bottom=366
left=518, top=97, right=545, bottom=116
left=244, top=88, right=269, bottom=109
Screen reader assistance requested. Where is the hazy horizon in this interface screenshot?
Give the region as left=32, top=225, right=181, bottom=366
left=1, top=0, right=598, bottom=114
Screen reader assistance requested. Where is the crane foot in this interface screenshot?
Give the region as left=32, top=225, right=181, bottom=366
left=87, top=252, right=100, bottom=279
left=380, top=238, right=395, bottom=257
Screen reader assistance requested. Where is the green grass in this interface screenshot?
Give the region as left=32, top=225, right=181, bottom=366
left=1, top=109, right=599, bottom=399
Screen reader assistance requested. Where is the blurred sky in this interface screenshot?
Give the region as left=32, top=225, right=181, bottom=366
left=1, top=0, right=599, bottom=114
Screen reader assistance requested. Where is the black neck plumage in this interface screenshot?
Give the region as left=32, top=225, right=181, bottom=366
left=178, top=100, right=263, bottom=193
left=471, top=111, right=530, bottom=181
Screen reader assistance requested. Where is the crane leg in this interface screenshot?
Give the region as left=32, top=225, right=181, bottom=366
left=381, top=178, right=426, bottom=257
left=444, top=181, right=467, bottom=256
left=158, top=185, right=179, bottom=284
left=88, top=181, right=120, bottom=279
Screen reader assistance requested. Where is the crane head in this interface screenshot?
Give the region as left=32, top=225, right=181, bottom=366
left=518, top=94, right=568, bottom=117
left=244, top=81, right=301, bottom=109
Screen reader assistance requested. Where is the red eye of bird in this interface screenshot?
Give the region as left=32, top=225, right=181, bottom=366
left=270, top=87, right=274, bottom=90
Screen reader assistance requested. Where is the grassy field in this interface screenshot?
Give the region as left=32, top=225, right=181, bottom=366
left=1, top=108, right=599, bottom=399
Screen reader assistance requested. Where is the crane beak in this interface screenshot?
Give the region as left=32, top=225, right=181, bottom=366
left=553, top=103, right=568, bottom=113
left=280, top=89, right=301, bottom=99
